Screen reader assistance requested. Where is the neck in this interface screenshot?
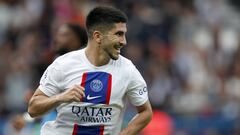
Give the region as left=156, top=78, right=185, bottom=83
left=85, top=41, right=110, bottom=67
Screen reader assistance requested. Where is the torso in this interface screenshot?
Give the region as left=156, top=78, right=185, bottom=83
left=41, top=49, right=133, bottom=135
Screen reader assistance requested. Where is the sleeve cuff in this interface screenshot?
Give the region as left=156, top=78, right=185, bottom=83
left=132, top=97, right=148, bottom=107
left=38, top=85, right=52, bottom=97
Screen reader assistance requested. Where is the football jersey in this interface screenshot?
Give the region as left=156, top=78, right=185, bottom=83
left=38, top=48, right=148, bottom=135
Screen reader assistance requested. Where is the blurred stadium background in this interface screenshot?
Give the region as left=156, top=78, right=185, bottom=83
left=0, top=0, right=240, bottom=135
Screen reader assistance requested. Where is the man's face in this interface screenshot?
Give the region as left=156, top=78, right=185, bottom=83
left=54, top=25, right=79, bottom=52
left=101, top=22, right=127, bottom=60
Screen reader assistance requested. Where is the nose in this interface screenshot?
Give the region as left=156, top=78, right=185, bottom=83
left=120, top=36, right=127, bottom=45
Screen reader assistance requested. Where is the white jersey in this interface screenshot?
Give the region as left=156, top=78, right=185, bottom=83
left=39, top=48, right=148, bottom=135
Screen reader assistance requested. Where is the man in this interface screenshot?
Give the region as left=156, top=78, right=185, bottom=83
left=52, top=23, right=88, bottom=55
left=28, top=6, right=152, bottom=135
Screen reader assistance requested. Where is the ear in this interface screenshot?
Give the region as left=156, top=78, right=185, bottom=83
left=93, top=31, right=102, bottom=44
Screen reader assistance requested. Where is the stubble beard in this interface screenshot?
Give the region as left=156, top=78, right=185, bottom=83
left=104, top=45, right=119, bottom=60
left=107, top=48, right=119, bottom=60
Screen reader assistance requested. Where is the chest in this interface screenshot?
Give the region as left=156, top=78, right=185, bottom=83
left=61, top=67, right=129, bottom=105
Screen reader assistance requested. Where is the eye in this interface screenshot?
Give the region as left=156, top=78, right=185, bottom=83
left=115, top=32, right=124, bottom=37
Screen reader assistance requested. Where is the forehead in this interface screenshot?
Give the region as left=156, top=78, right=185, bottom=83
left=108, top=22, right=127, bottom=33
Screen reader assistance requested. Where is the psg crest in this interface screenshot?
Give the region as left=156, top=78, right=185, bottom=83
left=90, top=79, right=103, bottom=92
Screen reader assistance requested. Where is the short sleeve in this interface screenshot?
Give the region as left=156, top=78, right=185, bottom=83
left=39, top=62, right=63, bottom=97
left=126, top=65, right=148, bottom=106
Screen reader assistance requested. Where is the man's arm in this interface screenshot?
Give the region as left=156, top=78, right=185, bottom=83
left=28, top=85, right=85, bottom=118
left=119, top=101, right=152, bottom=135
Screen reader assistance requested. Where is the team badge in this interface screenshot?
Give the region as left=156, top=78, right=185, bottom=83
left=90, top=79, right=103, bottom=92
left=81, top=72, right=112, bottom=104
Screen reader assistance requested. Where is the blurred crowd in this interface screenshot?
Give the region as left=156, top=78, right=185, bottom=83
left=0, top=0, right=240, bottom=135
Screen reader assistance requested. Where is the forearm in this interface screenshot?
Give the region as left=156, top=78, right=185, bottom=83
left=120, top=102, right=152, bottom=135
left=28, top=85, right=85, bottom=118
left=28, top=90, right=61, bottom=118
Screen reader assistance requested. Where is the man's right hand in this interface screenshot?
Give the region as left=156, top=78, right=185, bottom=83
left=57, top=85, right=85, bottom=103
left=28, top=85, right=85, bottom=117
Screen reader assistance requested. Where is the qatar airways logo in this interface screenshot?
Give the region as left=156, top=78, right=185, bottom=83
left=72, top=106, right=112, bottom=123
left=90, top=79, right=103, bottom=92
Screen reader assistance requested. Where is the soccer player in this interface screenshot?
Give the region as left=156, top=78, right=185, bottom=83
left=28, top=6, right=152, bottom=135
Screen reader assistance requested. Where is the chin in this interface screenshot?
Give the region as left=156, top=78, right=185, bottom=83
left=110, top=54, right=119, bottom=60
left=111, top=56, right=119, bottom=60
left=107, top=50, right=120, bottom=60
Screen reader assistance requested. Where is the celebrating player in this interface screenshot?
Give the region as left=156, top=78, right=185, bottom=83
left=28, top=6, right=152, bottom=135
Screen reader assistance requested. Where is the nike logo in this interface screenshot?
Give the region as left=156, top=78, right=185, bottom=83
left=86, top=95, right=101, bottom=100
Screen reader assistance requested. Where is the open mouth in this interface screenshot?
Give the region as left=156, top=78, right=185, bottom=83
left=114, top=45, right=122, bottom=53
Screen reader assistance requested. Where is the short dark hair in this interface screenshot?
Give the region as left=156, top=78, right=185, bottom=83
left=86, top=6, right=128, bottom=38
left=65, top=23, right=88, bottom=47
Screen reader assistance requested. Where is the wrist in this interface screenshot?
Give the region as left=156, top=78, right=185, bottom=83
left=54, top=94, right=64, bottom=104
left=23, top=112, right=35, bottom=123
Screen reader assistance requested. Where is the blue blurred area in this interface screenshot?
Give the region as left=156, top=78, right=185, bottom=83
left=40, top=111, right=57, bottom=126
left=0, top=0, right=240, bottom=135
left=173, top=114, right=237, bottom=135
